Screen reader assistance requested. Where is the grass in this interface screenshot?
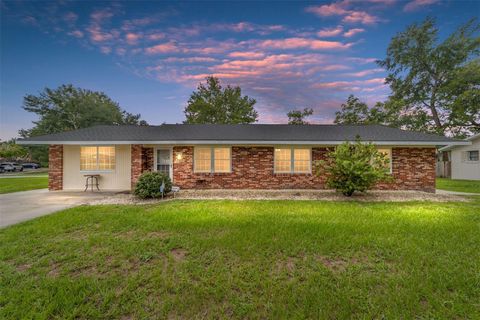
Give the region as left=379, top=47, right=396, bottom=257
left=436, top=178, right=480, bottom=193
left=0, top=176, right=48, bottom=194
left=1, top=200, right=479, bottom=319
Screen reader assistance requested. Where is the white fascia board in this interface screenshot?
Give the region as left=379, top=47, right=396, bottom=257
left=17, top=140, right=472, bottom=146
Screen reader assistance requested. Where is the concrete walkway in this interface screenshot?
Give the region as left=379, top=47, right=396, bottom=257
left=0, top=189, right=112, bottom=228
left=436, top=189, right=480, bottom=196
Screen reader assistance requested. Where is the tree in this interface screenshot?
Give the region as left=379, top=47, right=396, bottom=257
left=334, top=95, right=392, bottom=125
left=184, top=76, right=258, bottom=124
left=377, top=17, right=480, bottom=135
left=315, top=138, right=392, bottom=196
left=20, top=84, right=148, bottom=165
left=0, top=140, right=29, bottom=160
left=287, top=108, right=314, bottom=125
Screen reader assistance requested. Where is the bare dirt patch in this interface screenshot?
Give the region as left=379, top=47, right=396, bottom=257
left=47, top=261, right=61, bottom=278
left=16, top=263, right=31, bottom=272
left=171, top=248, right=187, bottom=261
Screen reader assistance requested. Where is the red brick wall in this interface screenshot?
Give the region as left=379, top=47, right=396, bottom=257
left=131, top=145, right=155, bottom=189
left=173, top=146, right=436, bottom=192
left=131, top=144, right=143, bottom=189
left=48, top=145, right=63, bottom=191
left=376, top=147, right=436, bottom=192
left=142, top=147, right=154, bottom=172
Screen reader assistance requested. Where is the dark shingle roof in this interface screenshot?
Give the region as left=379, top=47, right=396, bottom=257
left=17, top=124, right=466, bottom=145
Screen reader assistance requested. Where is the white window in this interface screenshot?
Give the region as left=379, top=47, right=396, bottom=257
left=467, top=150, right=479, bottom=162
left=80, top=146, right=115, bottom=171
left=194, top=147, right=231, bottom=173
left=377, top=148, right=392, bottom=173
left=274, top=147, right=311, bottom=173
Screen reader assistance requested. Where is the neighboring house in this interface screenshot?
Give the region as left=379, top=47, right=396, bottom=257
left=437, top=133, right=480, bottom=180
left=18, top=124, right=468, bottom=193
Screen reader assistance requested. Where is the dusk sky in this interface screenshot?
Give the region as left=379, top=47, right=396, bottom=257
left=1, top=0, right=478, bottom=140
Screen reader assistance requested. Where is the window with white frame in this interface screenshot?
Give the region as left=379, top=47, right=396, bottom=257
left=194, top=147, right=231, bottom=173
left=274, top=147, right=311, bottom=173
left=377, top=148, right=392, bottom=173
left=467, top=150, right=479, bottom=162
left=80, top=146, right=115, bottom=171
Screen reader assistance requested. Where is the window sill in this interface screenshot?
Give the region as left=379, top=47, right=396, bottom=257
left=80, top=170, right=115, bottom=174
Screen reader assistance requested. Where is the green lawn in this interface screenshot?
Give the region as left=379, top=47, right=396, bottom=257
left=1, top=200, right=479, bottom=319
left=436, top=178, right=480, bottom=193
left=0, top=176, right=48, bottom=194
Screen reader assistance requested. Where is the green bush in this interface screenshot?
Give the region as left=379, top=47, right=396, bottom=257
left=134, top=172, right=172, bottom=199
left=316, top=138, right=392, bottom=196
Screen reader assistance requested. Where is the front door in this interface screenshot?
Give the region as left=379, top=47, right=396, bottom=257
left=156, top=149, right=171, bottom=178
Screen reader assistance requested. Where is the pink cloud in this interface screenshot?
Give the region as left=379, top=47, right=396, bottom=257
left=147, top=33, right=166, bottom=41
left=228, top=51, right=265, bottom=59
left=163, top=57, right=217, bottom=63
left=343, top=28, right=365, bottom=37
left=313, top=77, right=386, bottom=90
left=342, top=11, right=379, bottom=24
left=68, top=30, right=84, bottom=38
left=344, top=68, right=384, bottom=77
left=145, top=42, right=179, bottom=54
left=306, top=1, right=381, bottom=25
left=126, top=32, right=142, bottom=45
left=259, top=37, right=353, bottom=50
left=317, top=26, right=344, bottom=37
left=90, top=9, right=114, bottom=23
left=306, top=2, right=349, bottom=16
left=403, top=0, right=439, bottom=11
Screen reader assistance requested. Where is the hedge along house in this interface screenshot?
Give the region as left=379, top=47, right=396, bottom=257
left=18, top=124, right=469, bottom=193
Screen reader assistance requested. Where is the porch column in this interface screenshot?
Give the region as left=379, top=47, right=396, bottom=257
left=131, top=144, right=143, bottom=189
left=48, top=144, right=63, bottom=191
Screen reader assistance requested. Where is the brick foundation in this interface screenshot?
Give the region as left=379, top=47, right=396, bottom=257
left=48, top=145, right=63, bottom=191
left=173, top=146, right=436, bottom=192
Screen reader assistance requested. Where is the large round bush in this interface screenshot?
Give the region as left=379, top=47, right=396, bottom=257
left=134, top=172, right=172, bottom=199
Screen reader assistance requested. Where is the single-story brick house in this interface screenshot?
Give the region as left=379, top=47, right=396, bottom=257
left=18, top=124, right=469, bottom=193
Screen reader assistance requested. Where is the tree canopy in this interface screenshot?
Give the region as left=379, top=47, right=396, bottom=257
left=20, top=84, right=147, bottom=138
left=183, top=76, right=258, bottom=124
left=377, top=17, right=480, bottom=136
left=287, top=108, right=314, bottom=125
left=334, top=95, right=392, bottom=125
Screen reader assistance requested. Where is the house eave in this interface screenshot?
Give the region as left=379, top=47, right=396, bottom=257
left=17, top=140, right=471, bottom=147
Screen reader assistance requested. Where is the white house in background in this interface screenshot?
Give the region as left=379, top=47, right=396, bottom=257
left=438, top=133, right=480, bottom=180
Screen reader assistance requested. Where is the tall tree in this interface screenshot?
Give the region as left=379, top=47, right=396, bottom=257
left=20, top=84, right=147, bottom=165
left=334, top=95, right=393, bottom=125
left=287, top=108, right=314, bottom=125
left=184, top=76, right=258, bottom=124
left=377, top=17, right=480, bottom=136
left=20, top=84, right=147, bottom=138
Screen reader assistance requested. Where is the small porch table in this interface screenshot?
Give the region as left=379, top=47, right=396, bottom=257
left=84, top=174, right=100, bottom=192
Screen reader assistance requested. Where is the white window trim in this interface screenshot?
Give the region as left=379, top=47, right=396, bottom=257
left=274, top=147, right=312, bottom=174
left=193, top=146, right=232, bottom=173
left=466, top=150, right=479, bottom=162
left=80, top=145, right=116, bottom=172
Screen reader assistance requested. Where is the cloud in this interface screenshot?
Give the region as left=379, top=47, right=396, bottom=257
left=68, top=30, right=84, bottom=38
left=343, top=28, right=365, bottom=37
left=306, top=1, right=381, bottom=25
left=228, top=51, right=265, bottom=59
left=313, top=77, right=386, bottom=90
left=126, top=32, right=142, bottom=45
left=346, top=57, right=378, bottom=64
left=63, top=12, right=78, bottom=24
left=403, top=0, right=439, bottom=12
left=145, top=42, right=179, bottom=54
left=258, top=37, right=353, bottom=50
left=344, top=68, right=384, bottom=77
left=317, top=26, right=344, bottom=37
left=100, top=46, right=112, bottom=54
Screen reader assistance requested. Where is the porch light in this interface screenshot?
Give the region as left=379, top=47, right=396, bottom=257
left=176, top=152, right=183, bottom=161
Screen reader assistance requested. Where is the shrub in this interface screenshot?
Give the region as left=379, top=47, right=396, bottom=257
left=134, top=171, right=172, bottom=199
left=315, top=138, right=392, bottom=196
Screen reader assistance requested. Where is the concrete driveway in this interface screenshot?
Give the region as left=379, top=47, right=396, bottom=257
left=0, top=189, right=113, bottom=228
